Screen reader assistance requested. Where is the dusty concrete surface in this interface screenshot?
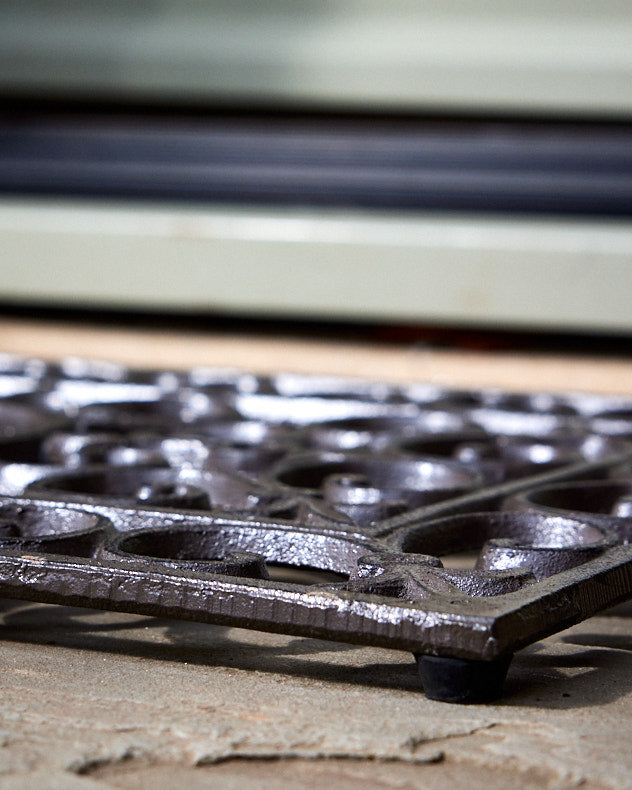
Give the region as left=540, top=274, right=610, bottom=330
left=0, top=599, right=630, bottom=789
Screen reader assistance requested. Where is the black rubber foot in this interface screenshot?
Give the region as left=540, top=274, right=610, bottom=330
left=415, top=653, right=512, bottom=704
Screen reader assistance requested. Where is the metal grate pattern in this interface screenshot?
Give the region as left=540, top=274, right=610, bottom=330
left=0, top=355, right=631, bottom=703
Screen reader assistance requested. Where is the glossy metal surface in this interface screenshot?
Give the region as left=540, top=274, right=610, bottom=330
left=0, top=354, right=630, bottom=703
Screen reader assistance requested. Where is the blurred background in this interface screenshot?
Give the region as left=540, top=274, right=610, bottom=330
left=0, top=0, right=631, bottom=350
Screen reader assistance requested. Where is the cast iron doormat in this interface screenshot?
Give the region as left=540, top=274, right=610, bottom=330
left=0, top=355, right=630, bottom=703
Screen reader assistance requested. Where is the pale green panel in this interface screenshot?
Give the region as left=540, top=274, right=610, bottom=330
left=0, top=1, right=631, bottom=115
left=0, top=199, right=631, bottom=333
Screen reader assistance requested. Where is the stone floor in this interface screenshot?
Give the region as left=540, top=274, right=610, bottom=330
left=0, top=599, right=631, bottom=789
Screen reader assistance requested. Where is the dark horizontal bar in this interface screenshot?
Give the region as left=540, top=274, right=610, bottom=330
left=1, top=111, right=631, bottom=215
left=4, top=301, right=632, bottom=353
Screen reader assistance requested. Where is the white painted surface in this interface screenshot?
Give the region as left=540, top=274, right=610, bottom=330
left=1, top=199, right=631, bottom=333
left=1, top=1, right=631, bottom=116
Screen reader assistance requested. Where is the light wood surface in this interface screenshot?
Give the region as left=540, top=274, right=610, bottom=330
left=0, top=317, right=631, bottom=395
